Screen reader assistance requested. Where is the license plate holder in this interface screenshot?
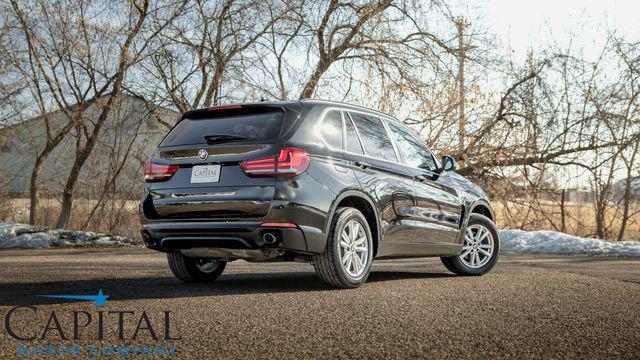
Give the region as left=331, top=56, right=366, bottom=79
left=190, top=165, right=221, bottom=183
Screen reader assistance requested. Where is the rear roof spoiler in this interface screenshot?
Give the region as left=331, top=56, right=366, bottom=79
left=180, top=102, right=300, bottom=121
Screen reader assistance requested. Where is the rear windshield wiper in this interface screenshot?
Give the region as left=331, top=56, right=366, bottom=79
left=204, top=134, right=249, bottom=144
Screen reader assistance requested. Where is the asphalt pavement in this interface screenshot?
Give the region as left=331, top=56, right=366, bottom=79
left=0, top=248, right=638, bottom=359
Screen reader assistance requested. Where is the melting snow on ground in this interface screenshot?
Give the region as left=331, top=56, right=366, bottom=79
left=0, top=223, right=135, bottom=249
left=1, top=222, right=639, bottom=257
left=500, top=229, right=640, bottom=258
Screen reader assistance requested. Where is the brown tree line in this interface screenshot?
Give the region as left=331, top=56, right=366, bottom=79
left=0, top=0, right=638, bottom=240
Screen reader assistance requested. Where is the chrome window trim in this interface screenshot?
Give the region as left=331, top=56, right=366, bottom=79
left=315, top=108, right=345, bottom=150
left=378, top=114, right=403, bottom=164
left=315, top=106, right=423, bottom=169
left=342, top=111, right=365, bottom=155
left=340, top=111, right=347, bottom=151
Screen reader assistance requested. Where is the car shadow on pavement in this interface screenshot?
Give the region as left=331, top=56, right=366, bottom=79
left=0, top=271, right=453, bottom=306
left=368, top=271, right=454, bottom=283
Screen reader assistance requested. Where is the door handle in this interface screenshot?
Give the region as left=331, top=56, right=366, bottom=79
left=354, top=161, right=370, bottom=169
left=413, top=175, right=427, bottom=182
left=423, top=171, right=439, bottom=180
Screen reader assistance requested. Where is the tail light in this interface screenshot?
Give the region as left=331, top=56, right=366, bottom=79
left=240, top=148, right=310, bottom=178
left=208, top=105, right=242, bottom=111
left=145, top=160, right=179, bottom=182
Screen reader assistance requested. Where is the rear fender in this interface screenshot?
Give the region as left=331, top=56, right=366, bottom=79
left=324, top=190, right=381, bottom=253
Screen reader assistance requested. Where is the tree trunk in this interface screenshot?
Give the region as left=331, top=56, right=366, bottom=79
left=560, top=188, right=566, bottom=233
left=616, top=177, right=632, bottom=241
left=28, top=135, right=73, bottom=224
left=55, top=102, right=115, bottom=228
left=594, top=194, right=606, bottom=239
left=298, top=58, right=330, bottom=99
left=203, top=65, right=224, bottom=107
left=28, top=154, right=45, bottom=224
left=56, top=187, right=75, bottom=229
left=56, top=136, right=89, bottom=228
left=617, top=141, right=638, bottom=241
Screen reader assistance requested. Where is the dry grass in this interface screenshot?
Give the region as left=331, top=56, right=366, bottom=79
left=494, top=200, right=640, bottom=241
left=3, top=198, right=639, bottom=242
left=5, top=198, right=140, bottom=240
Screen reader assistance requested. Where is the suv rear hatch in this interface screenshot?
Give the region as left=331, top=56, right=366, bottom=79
left=145, top=104, right=294, bottom=220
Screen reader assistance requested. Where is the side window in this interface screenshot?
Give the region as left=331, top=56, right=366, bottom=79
left=319, top=110, right=343, bottom=149
left=349, top=112, right=397, bottom=162
left=344, top=113, right=364, bottom=154
left=387, top=121, right=437, bottom=171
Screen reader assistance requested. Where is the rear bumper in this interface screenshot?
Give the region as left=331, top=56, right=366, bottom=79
left=139, top=171, right=337, bottom=255
left=140, top=221, right=309, bottom=253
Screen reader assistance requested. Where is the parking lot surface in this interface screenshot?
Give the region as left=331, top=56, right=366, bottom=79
left=0, top=248, right=638, bottom=359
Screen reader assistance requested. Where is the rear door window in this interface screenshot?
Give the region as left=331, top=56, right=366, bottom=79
left=319, top=110, right=343, bottom=149
left=348, top=112, right=397, bottom=162
left=160, top=111, right=283, bottom=147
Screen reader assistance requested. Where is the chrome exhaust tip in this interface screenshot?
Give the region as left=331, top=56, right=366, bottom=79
left=263, top=232, right=278, bottom=245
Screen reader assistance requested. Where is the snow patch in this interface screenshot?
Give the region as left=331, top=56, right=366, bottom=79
left=0, top=223, right=135, bottom=249
left=2, top=222, right=638, bottom=257
left=500, top=229, right=640, bottom=258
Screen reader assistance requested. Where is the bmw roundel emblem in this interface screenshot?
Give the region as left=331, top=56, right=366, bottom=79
left=198, top=149, right=208, bottom=160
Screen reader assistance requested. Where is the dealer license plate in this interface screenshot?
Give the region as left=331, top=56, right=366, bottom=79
left=190, top=165, right=221, bottom=183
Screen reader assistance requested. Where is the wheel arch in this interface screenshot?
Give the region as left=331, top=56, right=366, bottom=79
left=469, top=201, right=494, bottom=222
left=326, top=190, right=380, bottom=257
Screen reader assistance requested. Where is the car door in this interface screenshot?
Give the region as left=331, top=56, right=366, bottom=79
left=345, top=111, right=416, bottom=251
left=386, top=120, right=462, bottom=247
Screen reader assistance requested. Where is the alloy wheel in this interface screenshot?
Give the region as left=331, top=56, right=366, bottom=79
left=339, top=219, right=370, bottom=278
left=459, top=224, right=494, bottom=268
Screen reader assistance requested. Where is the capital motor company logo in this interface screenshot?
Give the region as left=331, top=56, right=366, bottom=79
left=3, top=289, right=181, bottom=357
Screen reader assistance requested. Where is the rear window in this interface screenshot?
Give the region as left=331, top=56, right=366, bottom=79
left=160, top=111, right=283, bottom=147
left=320, top=110, right=343, bottom=149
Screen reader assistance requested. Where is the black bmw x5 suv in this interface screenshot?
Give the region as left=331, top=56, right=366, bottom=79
left=140, top=99, right=500, bottom=288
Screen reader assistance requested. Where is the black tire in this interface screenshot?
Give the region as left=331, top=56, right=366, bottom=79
left=441, top=213, right=500, bottom=276
left=167, top=252, right=226, bottom=283
left=312, top=207, right=374, bottom=289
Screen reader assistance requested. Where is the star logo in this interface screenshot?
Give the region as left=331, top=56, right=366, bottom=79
left=38, top=289, right=109, bottom=307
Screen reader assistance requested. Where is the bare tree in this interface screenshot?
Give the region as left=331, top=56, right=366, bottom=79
left=7, top=0, right=185, bottom=228
left=144, top=0, right=291, bottom=113
left=296, top=0, right=452, bottom=100
left=55, top=0, right=188, bottom=228
left=455, top=37, right=640, bottom=240
left=7, top=0, right=120, bottom=224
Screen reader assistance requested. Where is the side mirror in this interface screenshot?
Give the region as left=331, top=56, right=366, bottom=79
left=441, top=155, right=456, bottom=172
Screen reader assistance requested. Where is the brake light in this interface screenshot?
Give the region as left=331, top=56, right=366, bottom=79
left=144, top=160, right=179, bottom=182
left=240, top=148, right=310, bottom=178
left=208, top=105, right=242, bottom=111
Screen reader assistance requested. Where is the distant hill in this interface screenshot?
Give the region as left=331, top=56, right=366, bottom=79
left=0, top=94, right=178, bottom=197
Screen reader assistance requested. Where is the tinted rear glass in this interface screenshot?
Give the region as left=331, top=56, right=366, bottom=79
left=348, top=112, right=397, bottom=162
left=160, top=111, right=283, bottom=147
left=320, top=110, right=343, bottom=149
